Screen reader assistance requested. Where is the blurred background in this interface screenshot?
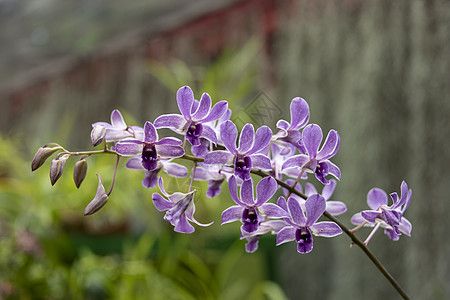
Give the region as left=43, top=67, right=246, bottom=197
left=1, top=0, right=449, bottom=299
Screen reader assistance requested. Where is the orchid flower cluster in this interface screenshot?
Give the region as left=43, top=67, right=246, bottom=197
left=32, top=85, right=413, bottom=297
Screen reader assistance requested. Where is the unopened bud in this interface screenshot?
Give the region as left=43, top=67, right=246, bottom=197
left=91, top=125, right=106, bottom=147
left=73, top=159, right=88, bottom=188
left=31, top=147, right=61, bottom=171
left=49, top=154, right=69, bottom=185
left=84, top=173, right=109, bottom=216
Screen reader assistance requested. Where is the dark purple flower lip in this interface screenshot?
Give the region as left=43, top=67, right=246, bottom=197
left=186, top=122, right=203, bottom=146
left=242, top=207, right=259, bottom=233
left=142, top=144, right=158, bottom=171
left=234, top=155, right=252, bottom=181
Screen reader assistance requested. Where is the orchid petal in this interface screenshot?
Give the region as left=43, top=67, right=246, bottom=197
left=155, top=144, right=184, bottom=158
left=310, top=221, right=342, bottom=237
left=115, top=141, right=144, bottom=156
left=316, top=130, right=339, bottom=161
left=289, top=97, right=310, bottom=130
left=238, top=124, right=255, bottom=153
left=110, top=109, right=127, bottom=129
left=174, top=214, right=195, bottom=233
left=154, top=114, right=186, bottom=130
left=163, top=162, right=188, bottom=178
left=259, top=203, right=290, bottom=218
left=247, top=126, right=272, bottom=155
left=305, top=194, right=326, bottom=226
left=152, top=193, right=173, bottom=211
left=281, top=155, right=310, bottom=170
left=177, top=86, right=194, bottom=119
left=204, top=151, right=234, bottom=165
left=201, top=100, right=228, bottom=123
left=222, top=206, right=244, bottom=224
left=200, top=124, right=218, bottom=144
left=255, top=176, right=277, bottom=206
left=220, top=120, right=238, bottom=154
left=302, top=124, right=323, bottom=158
left=144, top=121, right=158, bottom=143
left=192, top=92, right=211, bottom=121
left=367, top=188, right=388, bottom=210
left=249, top=154, right=272, bottom=170
left=276, top=226, right=296, bottom=245
left=240, top=178, right=255, bottom=206
left=325, top=201, right=347, bottom=215
left=287, top=197, right=307, bottom=226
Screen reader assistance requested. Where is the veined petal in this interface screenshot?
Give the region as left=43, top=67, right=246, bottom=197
left=144, top=121, right=158, bottom=143
left=174, top=214, right=195, bottom=233
left=255, top=176, right=277, bottom=206
left=326, top=201, right=347, bottom=215
left=228, top=176, right=245, bottom=206
left=323, top=160, right=341, bottom=180
left=152, top=193, right=173, bottom=211
left=204, top=151, right=234, bottom=165
left=142, top=170, right=159, bottom=188
left=250, top=154, right=272, bottom=170
left=259, top=203, right=290, bottom=218
left=247, top=126, right=272, bottom=155
left=155, top=144, right=184, bottom=158
left=302, top=124, right=323, bottom=158
left=305, top=194, right=326, bottom=226
left=110, top=109, right=127, bottom=129
left=282, top=154, right=310, bottom=170
left=310, top=221, right=342, bottom=237
left=367, top=188, right=388, bottom=210
left=238, top=124, right=255, bottom=153
left=201, top=100, right=228, bottom=123
left=222, top=206, right=244, bottom=224
left=351, top=212, right=369, bottom=226
left=125, top=157, right=145, bottom=170
left=192, top=92, right=211, bottom=121
left=155, top=137, right=183, bottom=146
left=115, top=141, right=144, bottom=156
left=277, top=196, right=288, bottom=212
left=163, top=162, right=188, bottom=178
left=154, top=114, right=186, bottom=130
left=317, top=130, right=339, bottom=161
left=200, top=124, right=218, bottom=144
left=220, top=120, right=238, bottom=154
left=240, top=178, right=255, bottom=206
left=287, top=197, right=307, bottom=226
left=361, top=210, right=381, bottom=223
left=289, top=97, right=310, bottom=130
left=276, top=226, right=296, bottom=245
left=177, top=86, right=194, bottom=119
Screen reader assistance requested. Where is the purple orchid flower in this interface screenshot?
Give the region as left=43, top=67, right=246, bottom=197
left=125, top=156, right=188, bottom=188
left=351, top=181, right=412, bottom=243
left=154, top=86, right=228, bottom=146
left=282, top=123, right=340, bottom=185
left=240, top=220, right=287, bottom=253
left=115, top=121, right=184, bottom=171
left=152, top=177, right=212, bottom=233
left=276, top=194, right=342, bottom=254
left=273, top=97, right=310, bottom=154
left=204, top=120, right=272, bottom=181
left=92, top=109, right=144, bottom=143
left=221, top=175, right=288, bottom=234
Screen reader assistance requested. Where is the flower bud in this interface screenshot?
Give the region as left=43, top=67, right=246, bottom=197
left=31, top=147, right=61, bottom=171
left=90, top=125, right=106, bottom=147
left=84, top=173, right=109, bottom=216
left=49, top=154, right=69, bottom=185
left=73, top=159, right=88, bottom=188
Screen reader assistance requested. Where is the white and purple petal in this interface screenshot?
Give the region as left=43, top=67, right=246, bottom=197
left=305, top=194, right=326, bottom=226
left=247, top=126, right=272, bottom=155
left=276, top=226, right=296, bottom=245
left=201, top=100, right=228, bottom=123
left=115, top=140, right=144, bottom=156
left=200, top=124, right=218, bottom=144
left=302, top=124, right=323, bottom=158
left=155, top=144, right=185, bottom=158
left=259, top=203, right=290, bottom=218
left=249, top=153, right=272, bottom=170
left=220, top=120, right=238, bottom=154
left=325, top=201, right=347, bottom=215
left=144, top=121, right=158, bottom=143
left=289, top=97, right=310, bottom=130
left=238, top=124, right=255, bottom=154
left=255, top=176, right=277, bottom=206
left=367, top=188, right=388, bottom=210
left=316, top=130, right=339, bottom=161
left=221, top=206, right=244, bottom=224
left=310, top=221, right=342, bottom=237
left=240, top=178, right=255, bottom=206
left=204, top=150, right=234, bottom=165
left=192, top=92, right=211, bottom=121
left=152, top=193, right=174, bottom=211
left=287, top=197, right=307, bottom=226
left=177, top=86, right=194, bottom=120
left=154, top=114, right=186, bottom=131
